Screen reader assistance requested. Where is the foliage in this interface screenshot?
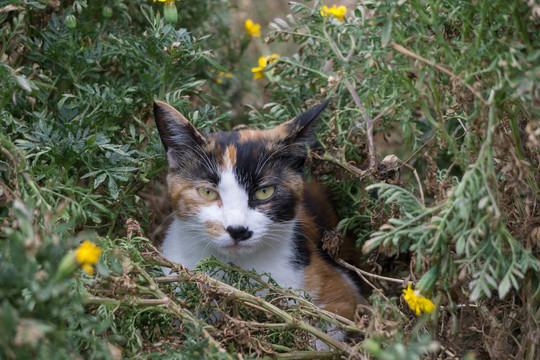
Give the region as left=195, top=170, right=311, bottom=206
left=259, top=0, right=540, bottom=357
left=0, top=198, right=113, bottom=359
left=1, top=0, right=539, bottom=359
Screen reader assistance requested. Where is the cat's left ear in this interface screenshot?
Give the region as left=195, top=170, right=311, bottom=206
left=154, top=100, right=208, bottom=168
left=153, top=100, right=207, bottom=152
left=277, top=100, right=329, bottom=147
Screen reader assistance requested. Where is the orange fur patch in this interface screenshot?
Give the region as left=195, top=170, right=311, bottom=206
left=297, top=185, right=362, bottom=320
left=267, top=120, right=293, bottom=142
left=304, top=258, right=361, bottom=320
left=205, top=221, right=225, bottom=238
left=282, top=170, right=304, bottom=196
left=168, top=175, right=222, bottom=218
left=222, top=145, right=237, bottom=170
left=237, top=129, right=268, bottom=143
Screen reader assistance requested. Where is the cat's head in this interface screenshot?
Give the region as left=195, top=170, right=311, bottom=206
left=154, top=100, right=328, bottom=256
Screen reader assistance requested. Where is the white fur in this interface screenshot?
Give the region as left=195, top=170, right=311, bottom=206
left=161, top=168, right=304, bottom=290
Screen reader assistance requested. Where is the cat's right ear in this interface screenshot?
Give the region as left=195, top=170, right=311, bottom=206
left=153, top=100, right=206, bottom=165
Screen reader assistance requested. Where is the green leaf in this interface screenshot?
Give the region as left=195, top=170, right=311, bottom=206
left=94, top=173, right=107, bottom=189
left=498, top=274, right=512, bottom=299
left=109, top=172, right=129, bottom=182
left=100, top=144, right=130, bottom=156
left=381, top=19, right=393, bottom=47
left=456, top=235, right=466, bottom=256
left=15, top=75, right=34, bottom=93
left=108, top=176, right=119, bottom=200
left=201, top=54, right=227, bottom=73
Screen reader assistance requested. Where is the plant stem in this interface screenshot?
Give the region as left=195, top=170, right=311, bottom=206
left=204, top=276, right=354, bottom=354
left=312, top=152, right=369, bottom=178
left=84, top=296, right=170, bottom=306
left=275, top=58, right=329, bottom=79
left=130, top=262, right=224, bottom=351
left=343, top=78, right=376, bottom=168
left=275, top=350, right=339, bottom=359
left=391, top=42, right=487, bottom=106
left=334, top=258, right=405, bottom=285
left=153, top=256, right=365, bottom=357
left=322, top=26, right=377, bottom=168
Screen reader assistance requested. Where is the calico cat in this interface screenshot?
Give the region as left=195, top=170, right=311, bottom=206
left=154, top=100, right=362, bottom=320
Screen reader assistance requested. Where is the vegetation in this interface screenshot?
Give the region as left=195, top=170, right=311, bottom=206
left=1, top=0, right=539, bottom=359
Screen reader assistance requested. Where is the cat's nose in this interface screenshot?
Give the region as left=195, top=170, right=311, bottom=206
left=226, top=226, right=253, bottom=242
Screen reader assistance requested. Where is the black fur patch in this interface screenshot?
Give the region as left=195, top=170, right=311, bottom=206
left=291, top=223, right=311, bottom=268
left=281, top=100, right=329, bottom=147
left=169, top=147, right=220, bottom=186
left=233, top=140, right=303, bottom=222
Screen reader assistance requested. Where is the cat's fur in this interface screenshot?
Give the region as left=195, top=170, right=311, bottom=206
left=154, top=100, right=362, bottom=320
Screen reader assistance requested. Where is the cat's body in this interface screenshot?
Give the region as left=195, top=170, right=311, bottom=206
left=155, top=100, right=362, bottom=320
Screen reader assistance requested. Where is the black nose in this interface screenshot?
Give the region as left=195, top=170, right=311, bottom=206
left=226, top=226, right=253, bottom=242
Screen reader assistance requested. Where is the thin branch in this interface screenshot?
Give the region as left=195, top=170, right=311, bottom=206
left=155, top=272, right=359, bottom=331
left=391, top=42, right=488, bottom=106
left=334, top=258, right=405, bottom=285
left=312, top=152, right=370, bottom=179
left=344, top=78, right=376, bottom=168
left=400, top=161, right=426, bottom=207
left=131, top=262, right=223, bottom=350
left=152, top=255, right=366, bottom=358
left=275, top=350, right=339, bottom=359
left=333, top=258, right=406, bottom=317
left=200, top=273, right=358, bottom=355
left=401, top=132, right=437, bottom=166
left=324, top=28, right=377, bottom=168
left=84, top=296, right=170, bottom=306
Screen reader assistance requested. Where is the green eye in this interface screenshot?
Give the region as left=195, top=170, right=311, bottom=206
left=254, top=186, right=275, bottom=200
left=198, top=188, right=219, bottom=200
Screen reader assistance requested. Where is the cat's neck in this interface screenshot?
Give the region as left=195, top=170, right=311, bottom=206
left=162, top=216, right=304, bottom=289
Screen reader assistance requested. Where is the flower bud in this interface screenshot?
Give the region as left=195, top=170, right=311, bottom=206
left=163, top=2, right=178, bottom=25
left=55, top=251, right=78, bottom=281
left=363, top=338, right=381, bottom=355
left=102, top=6, right=113, bottom=18
left=65, top=15, right=77, bottom=29
left=415, top=265, right=439, bottom=295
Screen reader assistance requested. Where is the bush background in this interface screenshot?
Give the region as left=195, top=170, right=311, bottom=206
left=1, top=0, right=539, bottom=359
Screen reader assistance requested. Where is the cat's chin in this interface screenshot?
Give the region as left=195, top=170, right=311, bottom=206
left=218, top=243, right=256, bottom=256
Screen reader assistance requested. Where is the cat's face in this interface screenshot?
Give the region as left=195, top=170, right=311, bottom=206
left=154, top=101, right=328, bottom=256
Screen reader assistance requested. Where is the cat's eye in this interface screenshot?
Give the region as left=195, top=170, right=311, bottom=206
left=253, top=186, right=275, bottom=200
left=198, top=187, right=219, bottom=201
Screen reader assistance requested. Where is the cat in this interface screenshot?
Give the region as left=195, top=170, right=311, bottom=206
left=154, top=100, right=362, bottom=320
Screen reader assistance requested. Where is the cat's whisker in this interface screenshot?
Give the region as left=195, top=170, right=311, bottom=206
left=151, top=211, right=177, bottom=237
left=255, top=143, right=296, bottom=177
left=194, top=142, right=220, bottom=174
left=202, top=240, right=217, bottom=255
left=179, top=142, right=219, bottom=177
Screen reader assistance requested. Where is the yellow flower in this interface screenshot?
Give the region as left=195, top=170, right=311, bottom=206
left=153, top=0, right=179, bottom=3
left=210, top=69, right=232, bottom=84
left=320, top=5, right=347, bottom=22
left=402, top=284, right=435, bottom=315
left=217, top=72, right=232, bottom=84
left=245, top=19, right=261, bottom=37
left=75, top=240, right=102, bottom=275
left=251, top=54, right=280, bottom=80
